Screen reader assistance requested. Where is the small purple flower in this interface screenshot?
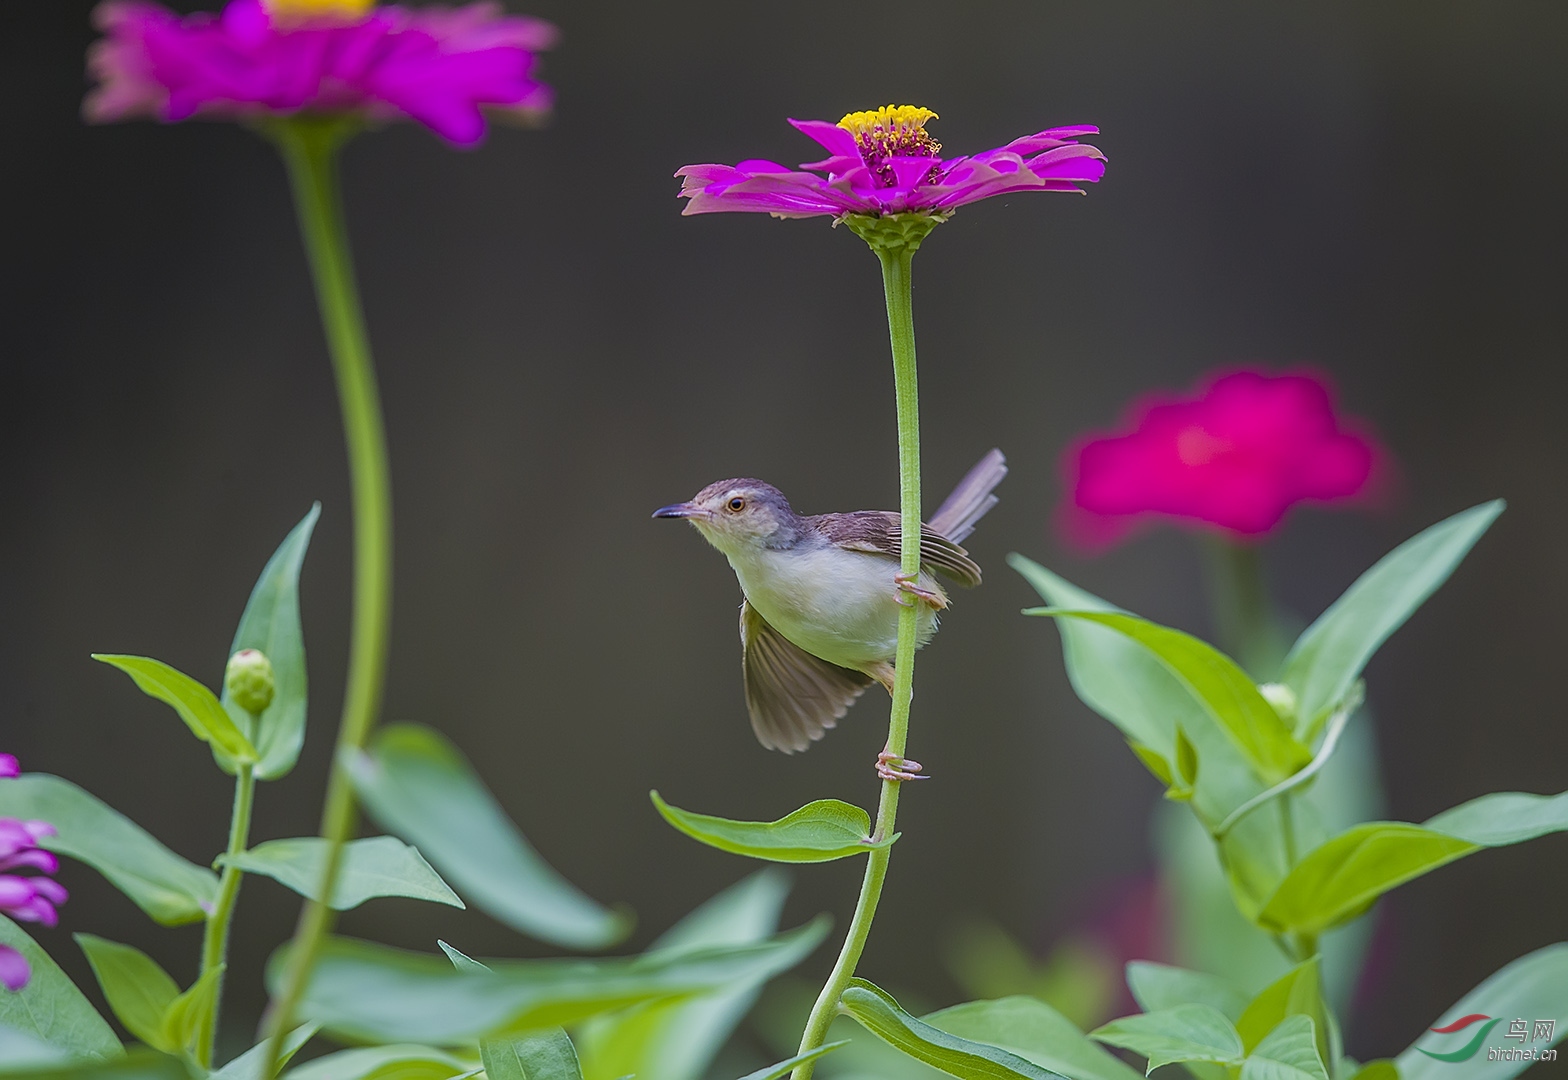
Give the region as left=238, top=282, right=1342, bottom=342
left=0, top=758, right=66, bottom=992
left=85, top=0, right=558, bottom=146
left=677, top=105, right=1105, bottom=219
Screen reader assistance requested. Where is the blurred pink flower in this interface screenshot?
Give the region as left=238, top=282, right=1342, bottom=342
left=1061, top=369, right=1387, bottom=549
left=677, top=105, right=1104, bottom=219
left=0, top=759, right=65, bottom=992
left=85, top=0, right=557, bottom=146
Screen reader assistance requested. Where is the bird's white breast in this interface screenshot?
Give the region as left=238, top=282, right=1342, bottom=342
left=725, top=543, right=938, bottom=670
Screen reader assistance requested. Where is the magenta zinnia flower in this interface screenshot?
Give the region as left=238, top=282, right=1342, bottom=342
left=677, top=105, right=1105, bottom=219
left=85, top=0, right=557, bottom=146
left=1060, top=369, right=1387, bottom=549
left=0, top=759, right=66, bottom=992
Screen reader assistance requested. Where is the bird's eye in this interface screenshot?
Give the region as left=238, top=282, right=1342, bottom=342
left=727, top=496, right=746, bottom=512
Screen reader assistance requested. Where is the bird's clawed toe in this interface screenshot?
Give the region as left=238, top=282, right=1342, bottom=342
left=876, top=749, right=928, bottom=782
left=894, top=571, right=947, bottom=610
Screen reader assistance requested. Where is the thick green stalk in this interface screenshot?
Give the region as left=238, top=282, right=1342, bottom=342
left=195, top=760, right=255, bottom=1068
left=261, top=118, right=393, bottom=1073
left=790, top=241, right=922, bottom=1080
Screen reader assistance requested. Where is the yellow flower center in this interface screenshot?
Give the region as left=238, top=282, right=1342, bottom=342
left=836, top=105, right=943, bottom=187
left=263, top=0, right=376, bottom=21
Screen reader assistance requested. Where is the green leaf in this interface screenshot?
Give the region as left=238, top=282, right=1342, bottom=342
left=926, top=996, right=1143, bottom=1080
left=839, top=979, right=1064, bottom=1080
left=220, top=504, right=319, bottom=780
left=268, top=918, right=829, bottom=1045
left=1425, top=789, right=1568, bottom=845
left=0, top=776, right=217, bottom=927
left=348, top=723, right=629, bottom=950
left=0, top=1026, right=74, bottom=1070
left=575, top=870, right=793, bottom=1080
left=1280, top=501, right=1503, bottom=731
left=211, top=1024, right=318, bottom=1080
left=1257, top=823, right=1475, bottom=934
left=1397, top=943, right=1568, bottom=1080
left=0, top=1051, right=191, bottom=1080
left=1348, top=1062, right=1397, bottom=1080
left=219, top=836, right=463, bottom=911
left=73, top=935, right=179, bottom=1052
left=158, top=964, right=223, bottom=1056
left=1091, top=1005, right=1246, bottom=1074
left=0, top=919, right=119, bottom=1062
left=650, top=793, right=895, bottom=863
left=733, top=1043, right=851, bottom=1080
left=437, top=942, right=490, bottom=974
left=1125, top=963, right=1249, bottom=1023
left=1235, top=960, right=1329, bottom=1067
left=1241, top=1016, right=1329, bottom=1080
left=284, top=1046, right=479, bottom=1080
left=93, top=654, right=257, bottom=764
left=1025, top=612, right=1309, bottom=784
left=480, top=1030, right=583, bottom=1080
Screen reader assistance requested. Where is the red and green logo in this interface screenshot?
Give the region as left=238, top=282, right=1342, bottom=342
left=1417, top=1015, right=1502, bottom=1062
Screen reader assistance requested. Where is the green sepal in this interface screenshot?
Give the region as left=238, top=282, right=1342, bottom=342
left=840, top=211, right=949, bottom=254
left=93, top=654, right=257, bottom=765
left=650, top=792, right=895, bottom=863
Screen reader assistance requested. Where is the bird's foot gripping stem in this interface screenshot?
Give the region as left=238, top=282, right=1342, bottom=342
left=876, top=750, right=928, bottom=782
left=894, top=571, right=946, bottom=610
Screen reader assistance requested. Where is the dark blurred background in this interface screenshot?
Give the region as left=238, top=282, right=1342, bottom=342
left=4, top=0, right=1568, bottom=1064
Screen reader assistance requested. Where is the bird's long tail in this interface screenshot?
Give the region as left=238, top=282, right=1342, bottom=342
left=928, top=448, right=1008, bottom=543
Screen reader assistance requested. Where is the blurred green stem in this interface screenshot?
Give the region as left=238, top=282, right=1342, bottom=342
left=1203, top=538, right=1277, bottom=678
left=262, top=117, right=393, bottom=1073
left=195, top=759, right=255, bottom=1068
left=790, top=238, right=923, bottom=1080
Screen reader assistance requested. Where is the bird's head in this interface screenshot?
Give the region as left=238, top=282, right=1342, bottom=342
left=653, top=479, right=802, bottom=555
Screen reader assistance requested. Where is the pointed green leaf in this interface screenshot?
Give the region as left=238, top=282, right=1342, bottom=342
left=0, top=1052, right=191, bottom=1079
left=268, top=917, right=829, bottom=1045
left=219, top=836, right=463, bottom=911
left=74, top=934, right=180, bottom=1052
left=93, top=655, right=256, bottom=763
left=840, top=979, right=1064, bottom=1080
left=1026, top=612, right=1309, bottom=784
left=1241, top=1016, right=1329, bottom=1080
left=283, top=1045, right=479, bottom=1080
left=348, top=723, right=629, bottom=950
left=576, top=870, right=791, bottom=1080
left=211, top=1024, right=318, bottom=1080
left=1126, top=963, right=1249, bottom=1023
left=158, top=964, right=223, bottom=1055
left=1235, top=960, right=1330, bottom=1067
left=1280, top=501, right=1502, bottom=730
left=0, top=775, right=216, bottom=926
left=1424, top=789, right=1568, bottom=845
left=481, top=1029, right=583, bottom=1080
left=927, top=996, right=1143, bottom=1080
left=734, top=1043, right=851, bottom=1080
left=437, top=941, right=490, bottom=974
left=220, top=504, right=318, bottom=780
left=650, top=792, right=895, bottom=863
left=1397, top=943, right=1568, bottom=1080
left=0, top=918, right=119, bottom=1061
left=1091, top=1005, right=1246, bottom=1074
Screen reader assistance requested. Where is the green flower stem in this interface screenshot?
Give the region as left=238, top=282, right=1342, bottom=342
left=195, top=759, right=255, bottom=1068
left=1203, top=537, right=1278, bottom=679
left=790, top=235, right=925, bottom=1080
left=262, top=117, right=393, bottom=1072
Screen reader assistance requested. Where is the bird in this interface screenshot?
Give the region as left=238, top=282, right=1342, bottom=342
left=653, top=449, right=1007, bottom=775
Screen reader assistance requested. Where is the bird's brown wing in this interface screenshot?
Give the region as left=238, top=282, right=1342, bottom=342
left=740, top=601, right=874, bottom=753
left=814, top=511, right=983, bottom=587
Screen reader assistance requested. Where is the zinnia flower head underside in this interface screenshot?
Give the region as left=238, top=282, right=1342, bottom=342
left=0, top=757, right=65, bottom=992
left=676, top=105, right=1105, bottom=219
left=1061, top=369, right=1386, bottom=549
left=85, top=0, right=558, bottom=146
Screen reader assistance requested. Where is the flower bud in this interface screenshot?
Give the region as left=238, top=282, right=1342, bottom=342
left=225, top=649, right=276, bottom=715
left=1257, top=682, right=1298, bottom=722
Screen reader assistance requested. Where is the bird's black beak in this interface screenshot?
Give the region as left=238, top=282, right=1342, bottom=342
left=652, top=501, right=707, bottom=520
